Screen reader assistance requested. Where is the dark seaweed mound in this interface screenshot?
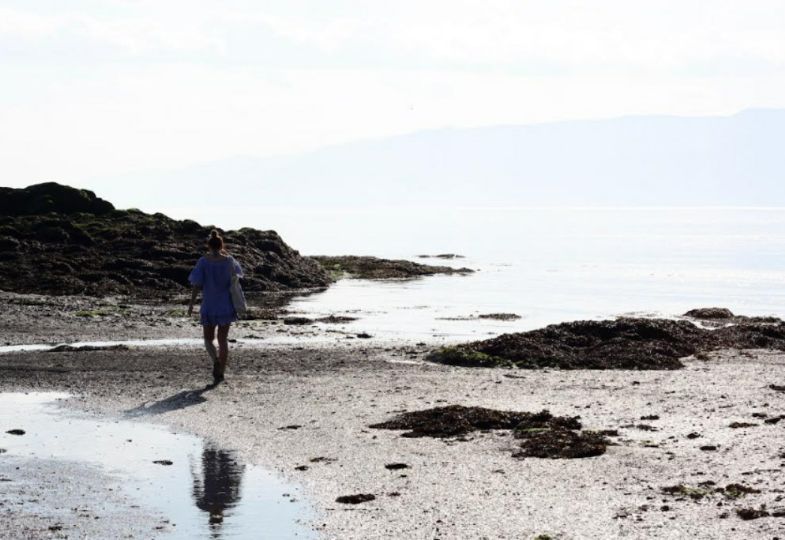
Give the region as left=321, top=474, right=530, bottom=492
left=369, top=405, right=578, bottom=438
left=0, top=183, right=331, bottom=297
left=370, top=405, right=609, bottom=459
left=426, top=315, right=785, bottom=370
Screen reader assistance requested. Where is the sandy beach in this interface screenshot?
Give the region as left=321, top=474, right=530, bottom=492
left=2, top=292, right=785, bottom=539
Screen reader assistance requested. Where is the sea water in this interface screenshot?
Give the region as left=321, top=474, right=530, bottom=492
left=159, top=206, right=785, bottom=341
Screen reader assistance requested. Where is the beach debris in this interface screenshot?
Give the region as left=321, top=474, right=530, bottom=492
left=309, top=457, right=336, bottom=464
left=283, top=317, right=313, bottom=325
left=384, top=463, right=409, bottom=470
left=662, top=483, right=759, bottom=502
left=356, top=332, right=372, bottom=339
left=699, top=445, right=718, bottom=451
left=729, top=422, right=758, bottom=428
left=736, top=506, right=770, bottom=520
left=153, top=460, right=173, bottom=466
left=686, top=432, right=702, bottom=439
left=241, top=308, right=278, bottom=320
left=764, top=415, right=785, bottom=424
left=294, top=465, right=309, bottom=471
left=426, top=313, right=785, bottom=370
left=513, top=427, right=609, bottom=459
left=335, top=493, right=375, bottom=504
left=279, top=424, right=302, bottom=430
left=47, top=344, right=129, bottom=353
left=5, top=429, right=25, bottom=436
left=623, top=423, right=658, bottom=431
left=770, top=384, right=785, bottom=393
left=640, top=414, right=660, bottom=420
left=0, top=448, right=7, bottom=453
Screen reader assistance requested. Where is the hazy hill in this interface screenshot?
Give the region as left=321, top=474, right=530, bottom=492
left=103, top=109, right=784, bottom=208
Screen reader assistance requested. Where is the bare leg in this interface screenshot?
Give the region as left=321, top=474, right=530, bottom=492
left=203, top=325, right=218, bottom=364
left=217, top=324, right=231, bottom=376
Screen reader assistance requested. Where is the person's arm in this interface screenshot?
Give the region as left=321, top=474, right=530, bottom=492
left=188, top=285, right=200, bottom=316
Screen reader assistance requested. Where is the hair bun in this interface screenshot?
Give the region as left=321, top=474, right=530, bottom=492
left=209, top=229, right=219, bottom=239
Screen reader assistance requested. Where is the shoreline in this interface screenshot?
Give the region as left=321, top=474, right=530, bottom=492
left=2, top=294, right=785, bottom=538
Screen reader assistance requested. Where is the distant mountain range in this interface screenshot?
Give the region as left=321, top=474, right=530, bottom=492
left=101, top=109, right=784, bottom=208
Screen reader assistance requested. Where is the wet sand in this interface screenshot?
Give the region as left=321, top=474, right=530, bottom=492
left=2, top=292, right=785, bottom=538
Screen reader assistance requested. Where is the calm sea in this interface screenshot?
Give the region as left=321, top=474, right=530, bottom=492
left=160, top=206, right=785, bottom=341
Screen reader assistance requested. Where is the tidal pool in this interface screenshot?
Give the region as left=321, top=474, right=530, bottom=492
left=0, top=393, right=315, bottom=538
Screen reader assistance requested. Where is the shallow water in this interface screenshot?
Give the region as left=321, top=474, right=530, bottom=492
left=0, top=393, right=314, bottom=538
left=0, top=336, right=337, bottom=355
left=267, top=207, right=785, bottom=340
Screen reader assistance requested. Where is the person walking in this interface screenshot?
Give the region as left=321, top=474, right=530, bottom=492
left=187, top=230, right=243, bottom=384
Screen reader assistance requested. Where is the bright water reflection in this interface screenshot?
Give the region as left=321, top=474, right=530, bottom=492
left=0, top=393, right=314, bottom=539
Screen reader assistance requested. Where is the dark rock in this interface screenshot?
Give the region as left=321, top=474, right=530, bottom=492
left=0, top=183, right=331, bottom=297
left=686, top=432, right=702, bottom=439
left=477, top=313, right=522, bottom=321
left=309, top=457, right=336, bottom=463
left=417, top=254, right=465, bottom=259
left=684, top=307, right=735, bottom=319
left=770, top=384, right=785, bottom=393
left=426, top=314, right=785, bottom=370
left=279, top=425, right=302, bottom=430
left=283, top=317, right=313, bottom=325
left=764, top=415, right=785, bottom=425
left=315, top=315, right=358, bottom=323
left=384, top=463, right=409, bottom=470
left=700, top=445, right=718, bottom=451
left=0, top=182, right=114, bottom=216
left=356, top=332, right=373, bottom=339
left=336, top=494, right=375, bottom=504
left=153, top=460, right=173, bottom=465
left=312, top=255, right=473, bottom=280
left=5, top=429, right=25, bottom=436
left=294, top=465, right=309, bottom=471
left=641, top=415, right=660, bottom=420
left=736, top=507, right=769, bottom=520
left=729, top=422, right=758, bottom=428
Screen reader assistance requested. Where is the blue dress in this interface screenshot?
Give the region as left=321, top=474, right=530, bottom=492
left=188, top=255, right=244, bottom=326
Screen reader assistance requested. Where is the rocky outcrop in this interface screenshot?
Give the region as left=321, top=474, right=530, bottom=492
left=312, top=255, right=474, bottom=280
left=0, top=183, right=331, bottom=297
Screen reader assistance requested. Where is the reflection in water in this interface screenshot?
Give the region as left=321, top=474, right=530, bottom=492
left=192, top=446, right=245, bottom=536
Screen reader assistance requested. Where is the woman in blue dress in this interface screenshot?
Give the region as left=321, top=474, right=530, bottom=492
left=187, top=230, right=243, bottom=384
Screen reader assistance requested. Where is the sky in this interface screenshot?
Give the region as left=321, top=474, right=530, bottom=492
left=2, top=0, right=785, bottom=188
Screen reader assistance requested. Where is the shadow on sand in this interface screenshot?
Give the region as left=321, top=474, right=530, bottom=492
left=125, top=384, right=217, bottom=417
